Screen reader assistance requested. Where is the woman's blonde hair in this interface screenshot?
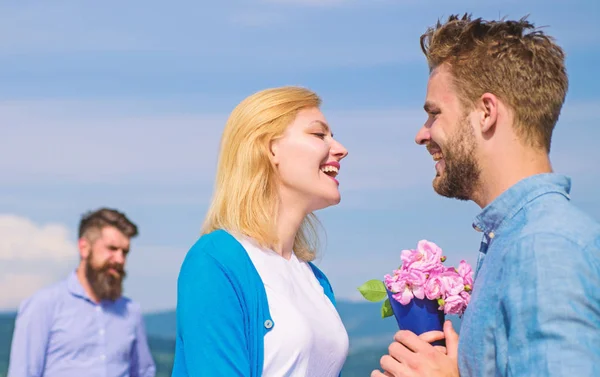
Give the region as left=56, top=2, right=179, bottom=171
left=202, top=86, right=322, bottom=262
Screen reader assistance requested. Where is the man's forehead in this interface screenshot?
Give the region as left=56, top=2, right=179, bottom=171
left=426, top=67, right=459, bottom=107
left=427, top=66, right=452, bottom=91
left=98, top=226, right=130, bottom=245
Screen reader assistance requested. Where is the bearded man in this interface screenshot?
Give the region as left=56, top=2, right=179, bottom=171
left=373, top=14, right=600, bottom=377
left=8, top=208, right=156, bottom=377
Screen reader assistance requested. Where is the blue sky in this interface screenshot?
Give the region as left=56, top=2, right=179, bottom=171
left=1, top=0, right=599, bottom=312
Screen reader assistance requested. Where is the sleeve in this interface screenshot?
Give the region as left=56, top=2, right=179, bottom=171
left=502, top=233, right=600, bottom=377
left=130, top=305, right=157, bottom=377
left=172, top=240, right=250, bottom=376
left=7, top=294, right=54, bottom=377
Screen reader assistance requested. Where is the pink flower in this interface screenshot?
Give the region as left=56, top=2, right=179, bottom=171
left=439, top=268, right=465, bottom=296
left=400, top=240, right=445, bottom=273
left=392, top=287, right=414, bottom=305
left=382, top=241, right=474, bottom=311
left=384, top=270, right=413, bottom=305
left=424, top=272, right=444, bottom=300
left=400, top=248, right=419, bottom=269
left=406, top=269, right=426, bottom=300
left=457, top=260, right=474, bottom=288
left=384, top=270, right=404, bottom=293
left=385, top=269, right=427, bottom=305
left=460, top=290, right=471, bottom=307
left=443, top=294, right=467, bottom=315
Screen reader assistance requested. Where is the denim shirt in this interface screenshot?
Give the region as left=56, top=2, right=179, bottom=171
left=458, top=173, right=600, bottom=377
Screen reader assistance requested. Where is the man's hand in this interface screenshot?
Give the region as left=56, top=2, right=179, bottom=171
left=371, top=320, right=460, bottom=377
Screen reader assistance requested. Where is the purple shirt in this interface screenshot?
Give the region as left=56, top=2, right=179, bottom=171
left=8, top=271, right=156, bottom=377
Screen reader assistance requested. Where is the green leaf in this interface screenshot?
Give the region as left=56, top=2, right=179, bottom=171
left=381, top=298, right=394, bottom=318
left=357, top=279, right=387, bottom=302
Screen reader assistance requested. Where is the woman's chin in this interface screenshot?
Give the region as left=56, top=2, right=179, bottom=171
left=310, top=194, right=341, bottom=212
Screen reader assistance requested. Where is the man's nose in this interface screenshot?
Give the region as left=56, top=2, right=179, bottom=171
left=113, top=250, right=125, bottom=265
left=415, top=125, right=431, bottom=145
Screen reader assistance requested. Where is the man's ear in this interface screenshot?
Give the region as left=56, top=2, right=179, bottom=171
left=78, top=237, right=91, bottom=260
left=479, top=93, right=499, bottom=134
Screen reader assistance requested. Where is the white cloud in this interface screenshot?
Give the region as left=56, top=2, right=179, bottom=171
left=0, top=212, right=189, bottom=312
left=0, top=215, right=77, bottom=261
left=0, top=214, right=78, bottom=310
left=0, top=273, right=62, bottom=310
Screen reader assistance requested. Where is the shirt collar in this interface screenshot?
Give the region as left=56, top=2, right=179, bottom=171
left=472, top=173, right=571, bottom=236
left=67, top=270, right=94, bottom=302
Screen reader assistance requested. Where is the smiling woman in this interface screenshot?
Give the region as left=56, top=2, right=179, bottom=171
left=172, top=86, right=349, bottom=377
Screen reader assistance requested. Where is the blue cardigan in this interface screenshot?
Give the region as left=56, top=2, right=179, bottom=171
left=171, top=229, right=338, bottom=377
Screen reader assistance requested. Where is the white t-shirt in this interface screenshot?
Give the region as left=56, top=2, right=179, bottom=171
left=235, top=235, right=349, bottom=377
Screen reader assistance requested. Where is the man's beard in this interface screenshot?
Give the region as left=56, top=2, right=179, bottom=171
left=433, top=117, right=481, bottom=201
left=85, top=253, right=126, bottom=301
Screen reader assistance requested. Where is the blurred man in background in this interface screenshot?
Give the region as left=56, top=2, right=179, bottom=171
left=8, top=207, right=156, bottom=377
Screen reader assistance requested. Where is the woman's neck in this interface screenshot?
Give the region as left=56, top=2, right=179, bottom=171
left=273, top=199, right=306, bottom=260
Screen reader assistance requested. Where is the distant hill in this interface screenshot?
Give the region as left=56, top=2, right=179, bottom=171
left=1, top=301, right=461, bottom=377
left=0, top=312, right=176, bottom=377
left=0, top=313, right=15, bottom=377
left=144, top=300, right=461, bottom=351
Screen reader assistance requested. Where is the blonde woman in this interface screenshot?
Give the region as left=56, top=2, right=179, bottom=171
left=171, top=86, right=350, bottom=377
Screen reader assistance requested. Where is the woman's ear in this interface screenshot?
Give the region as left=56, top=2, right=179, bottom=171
left=269, top=139, right=280, bottom=165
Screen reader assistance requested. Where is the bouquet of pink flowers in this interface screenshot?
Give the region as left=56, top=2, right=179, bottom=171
left=358, top=240, right=474, bottom=330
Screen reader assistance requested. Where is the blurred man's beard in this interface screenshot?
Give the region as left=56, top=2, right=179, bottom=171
left=433, top=117, right=481, bottom=201
left=85, top=252, right=126, bottom=301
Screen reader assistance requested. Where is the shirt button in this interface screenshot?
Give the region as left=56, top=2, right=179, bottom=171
left=100, top=355, right=106, bottom=361
left=95, top=306, right=101, bottom=312
left=99, top=329, right=105, bottom=336
left=264, top=319, right=273, bottom=329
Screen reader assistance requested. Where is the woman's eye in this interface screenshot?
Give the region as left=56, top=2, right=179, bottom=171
left=313, top=133, right=326, bottom=139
